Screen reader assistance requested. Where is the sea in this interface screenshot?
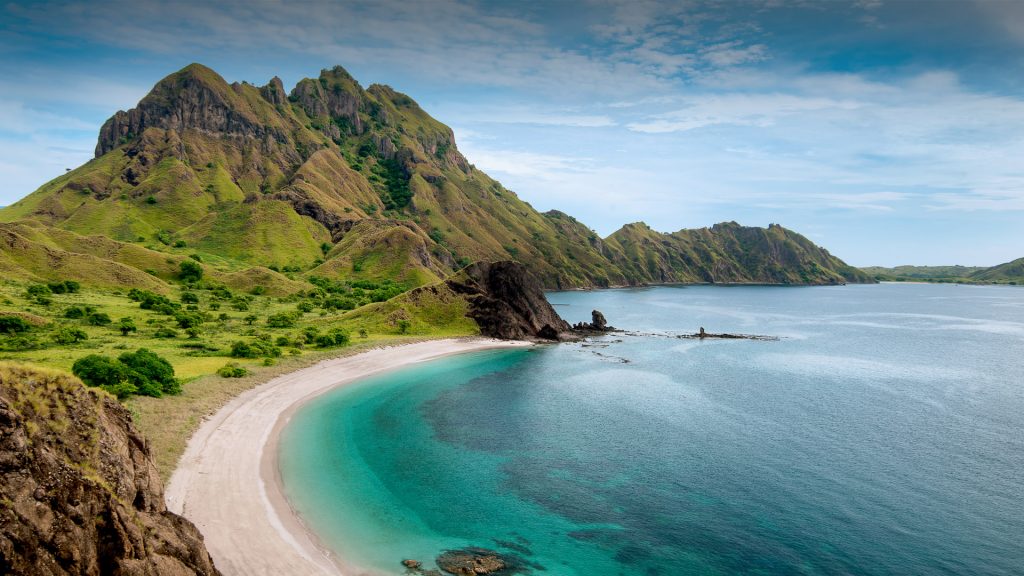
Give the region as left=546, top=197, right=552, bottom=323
left=279, top=283, right=1024, bottom=575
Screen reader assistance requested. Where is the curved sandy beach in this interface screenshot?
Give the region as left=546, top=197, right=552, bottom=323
left=165, top=338, right=532, bottom=576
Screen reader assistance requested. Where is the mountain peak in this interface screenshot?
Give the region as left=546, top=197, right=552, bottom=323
left=95, top=62, right=263, bottom=157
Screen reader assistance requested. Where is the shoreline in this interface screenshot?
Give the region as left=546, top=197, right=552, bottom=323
left=165, top=337, right=533, bottom=576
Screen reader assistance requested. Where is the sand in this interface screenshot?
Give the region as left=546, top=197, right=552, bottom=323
left=165, top=338, right=533, bottom=576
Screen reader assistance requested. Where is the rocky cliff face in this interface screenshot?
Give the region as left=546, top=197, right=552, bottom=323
left=444, top=261, right=571, bottom=340
left=0, top=363, right=220, bottom=576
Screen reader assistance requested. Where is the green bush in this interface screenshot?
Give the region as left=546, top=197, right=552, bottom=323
left=181, top=291, right=200, bottom=304
left=73, top=349, right=179, bottom=399
left=25, top=284, right=52, bottom=298
left=52, top=326, right=88, bottom=345
left=266, top=312, right=298, bottom=328
left=230, top=339, right=281, bottom=358
left=0, top=316, right=32, bottom=334
left=47, top=280, right=80, bottom=294
left=217, top=363, right=248, bottom=378
left=72, top=355, right=135, bottom=399
left=179, top=260, right=203, bottom=283
left=153, top=326, right=179, bottom=338
left=119, top=348, right=180, bottom=396
left=315, top=328, right=350, bottom=348
left=118, top=317, right=137, bottom=336
left=86, top=312, right=112, bottom=326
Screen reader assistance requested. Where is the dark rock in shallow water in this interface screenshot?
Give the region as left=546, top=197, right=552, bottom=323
left=436, top=548, right=509, bottom=575
left=571, top=308, right=615, bottom=333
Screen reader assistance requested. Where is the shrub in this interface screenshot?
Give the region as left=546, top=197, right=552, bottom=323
left=217, top=363, right=248, bottom=378
left=64, top=306, right=89, bottom=319
left=358, top=329, right=368, bottom=339
left=296, top=301, right=314, bottom=313
left=179, top=260, right=203, bottom=282
left=52, top=325, right=88, bottom=345
left=174, top=311, right=204, bottom=329
left=25, top=284, right=52, bottom=298
left=119, top=348, right=179, bottom=396
left=47, top=280, right=80, bottom=294
left=181, top=291, right=200, bottom=304
left=0, top=316, right=32, bottom=334
left=86, top=312, right=112, bottom=326
left=118, top=317, right=137, bottom=336
left=266, top=312, right=298, bottom=328
left=154, top=326, right=179, bottom=338
left=244, top=314, right=258, bottom=325
left=315, top=328, right=350, bottom=348
left=72, top=355, right=136, bottom=399
left=275, top=336, right=291, bottom=347
left=397, top=319, right=411, bottom=334
left=2, top=335, right=41, bottom=351
left=230, top=339, right=281, bottom=358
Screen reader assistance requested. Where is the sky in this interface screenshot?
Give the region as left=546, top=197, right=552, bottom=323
left=2, top=0, right=1024, bottom=266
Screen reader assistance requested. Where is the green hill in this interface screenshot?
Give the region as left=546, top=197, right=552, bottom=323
left=860, top=262, right=1022, bottom=284
left=969, top=258, right=1024, bottom=283
left=0, top=63, right=869, bottom=290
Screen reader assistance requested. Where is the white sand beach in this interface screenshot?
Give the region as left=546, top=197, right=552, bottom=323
left=165, top=338, right=533, bottom=576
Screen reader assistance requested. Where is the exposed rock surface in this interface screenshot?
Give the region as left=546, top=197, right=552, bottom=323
left=444, top=261, right=571, bottom=341
left=572, top=309, right=613, bottom=333
left=0, top=363, right=220, bottom=576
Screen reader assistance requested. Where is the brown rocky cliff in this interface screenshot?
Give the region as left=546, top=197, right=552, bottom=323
left=0, top=363, right=220, bottom=576
left=444, top=261, right=571, bottom=340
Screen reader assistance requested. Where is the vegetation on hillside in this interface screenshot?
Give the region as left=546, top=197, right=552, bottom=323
left=0, top=63, right=869, bottom=293
left=861, top=262, right=1022, bottom=285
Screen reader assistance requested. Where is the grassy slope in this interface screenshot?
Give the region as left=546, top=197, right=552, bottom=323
left=0, top=63, right=868, bottom=293
left=860, top=262, right=1023, bottom=284
left=603, top=222, right=872, bottom=285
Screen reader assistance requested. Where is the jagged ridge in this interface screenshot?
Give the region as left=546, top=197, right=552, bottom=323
left=0, top=63, right=871, bottom=289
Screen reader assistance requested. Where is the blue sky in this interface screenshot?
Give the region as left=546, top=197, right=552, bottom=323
left=2, top=0, right=1023, bottom=266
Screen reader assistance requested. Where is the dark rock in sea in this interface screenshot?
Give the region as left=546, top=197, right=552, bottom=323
left=0, top=364, right=221, bottom=576
left=436, top=547, right=509, bottom=575
left=445, top=261, right=572, bottom=341
left=571, top=309, right=615, bottom=333
left=403, top=558, right=423, bottom=570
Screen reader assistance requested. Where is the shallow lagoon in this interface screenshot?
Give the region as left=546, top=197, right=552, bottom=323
left=280, top=284, right=1024, bottom=575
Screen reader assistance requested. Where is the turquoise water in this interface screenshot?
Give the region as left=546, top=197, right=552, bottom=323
left=279, top=284, right=1024, bottom=575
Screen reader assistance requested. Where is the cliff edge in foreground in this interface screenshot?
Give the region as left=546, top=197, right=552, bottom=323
left=0, top=363, right=220, bottom=576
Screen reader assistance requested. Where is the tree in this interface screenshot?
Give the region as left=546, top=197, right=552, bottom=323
left=244, top=314, right=258, bottom=326
left=181, top=291, right=200, bottom=304
left=119, top=348, right=180, bottom=396
left=179, top=259, right=203, bottom=283
left=118, top=317, right=137, bottom=336
left=72, top=355, right=136, bottom=399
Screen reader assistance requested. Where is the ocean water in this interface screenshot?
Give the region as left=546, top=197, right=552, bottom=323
left=279, top=284, right=1024, bottom=575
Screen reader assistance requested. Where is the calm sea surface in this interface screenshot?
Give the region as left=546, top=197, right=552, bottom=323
left=279, top=284, right=1024, bottom=575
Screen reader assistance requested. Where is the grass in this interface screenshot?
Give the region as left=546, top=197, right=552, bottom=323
left=0, top=274, right=480, bottom=479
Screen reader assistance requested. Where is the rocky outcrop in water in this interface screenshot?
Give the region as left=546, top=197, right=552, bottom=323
left=445, top=261, right=572, bottom=341
left=572, top=309, right=613, bottom=333
left=0, top=363, right=220, bottom=576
